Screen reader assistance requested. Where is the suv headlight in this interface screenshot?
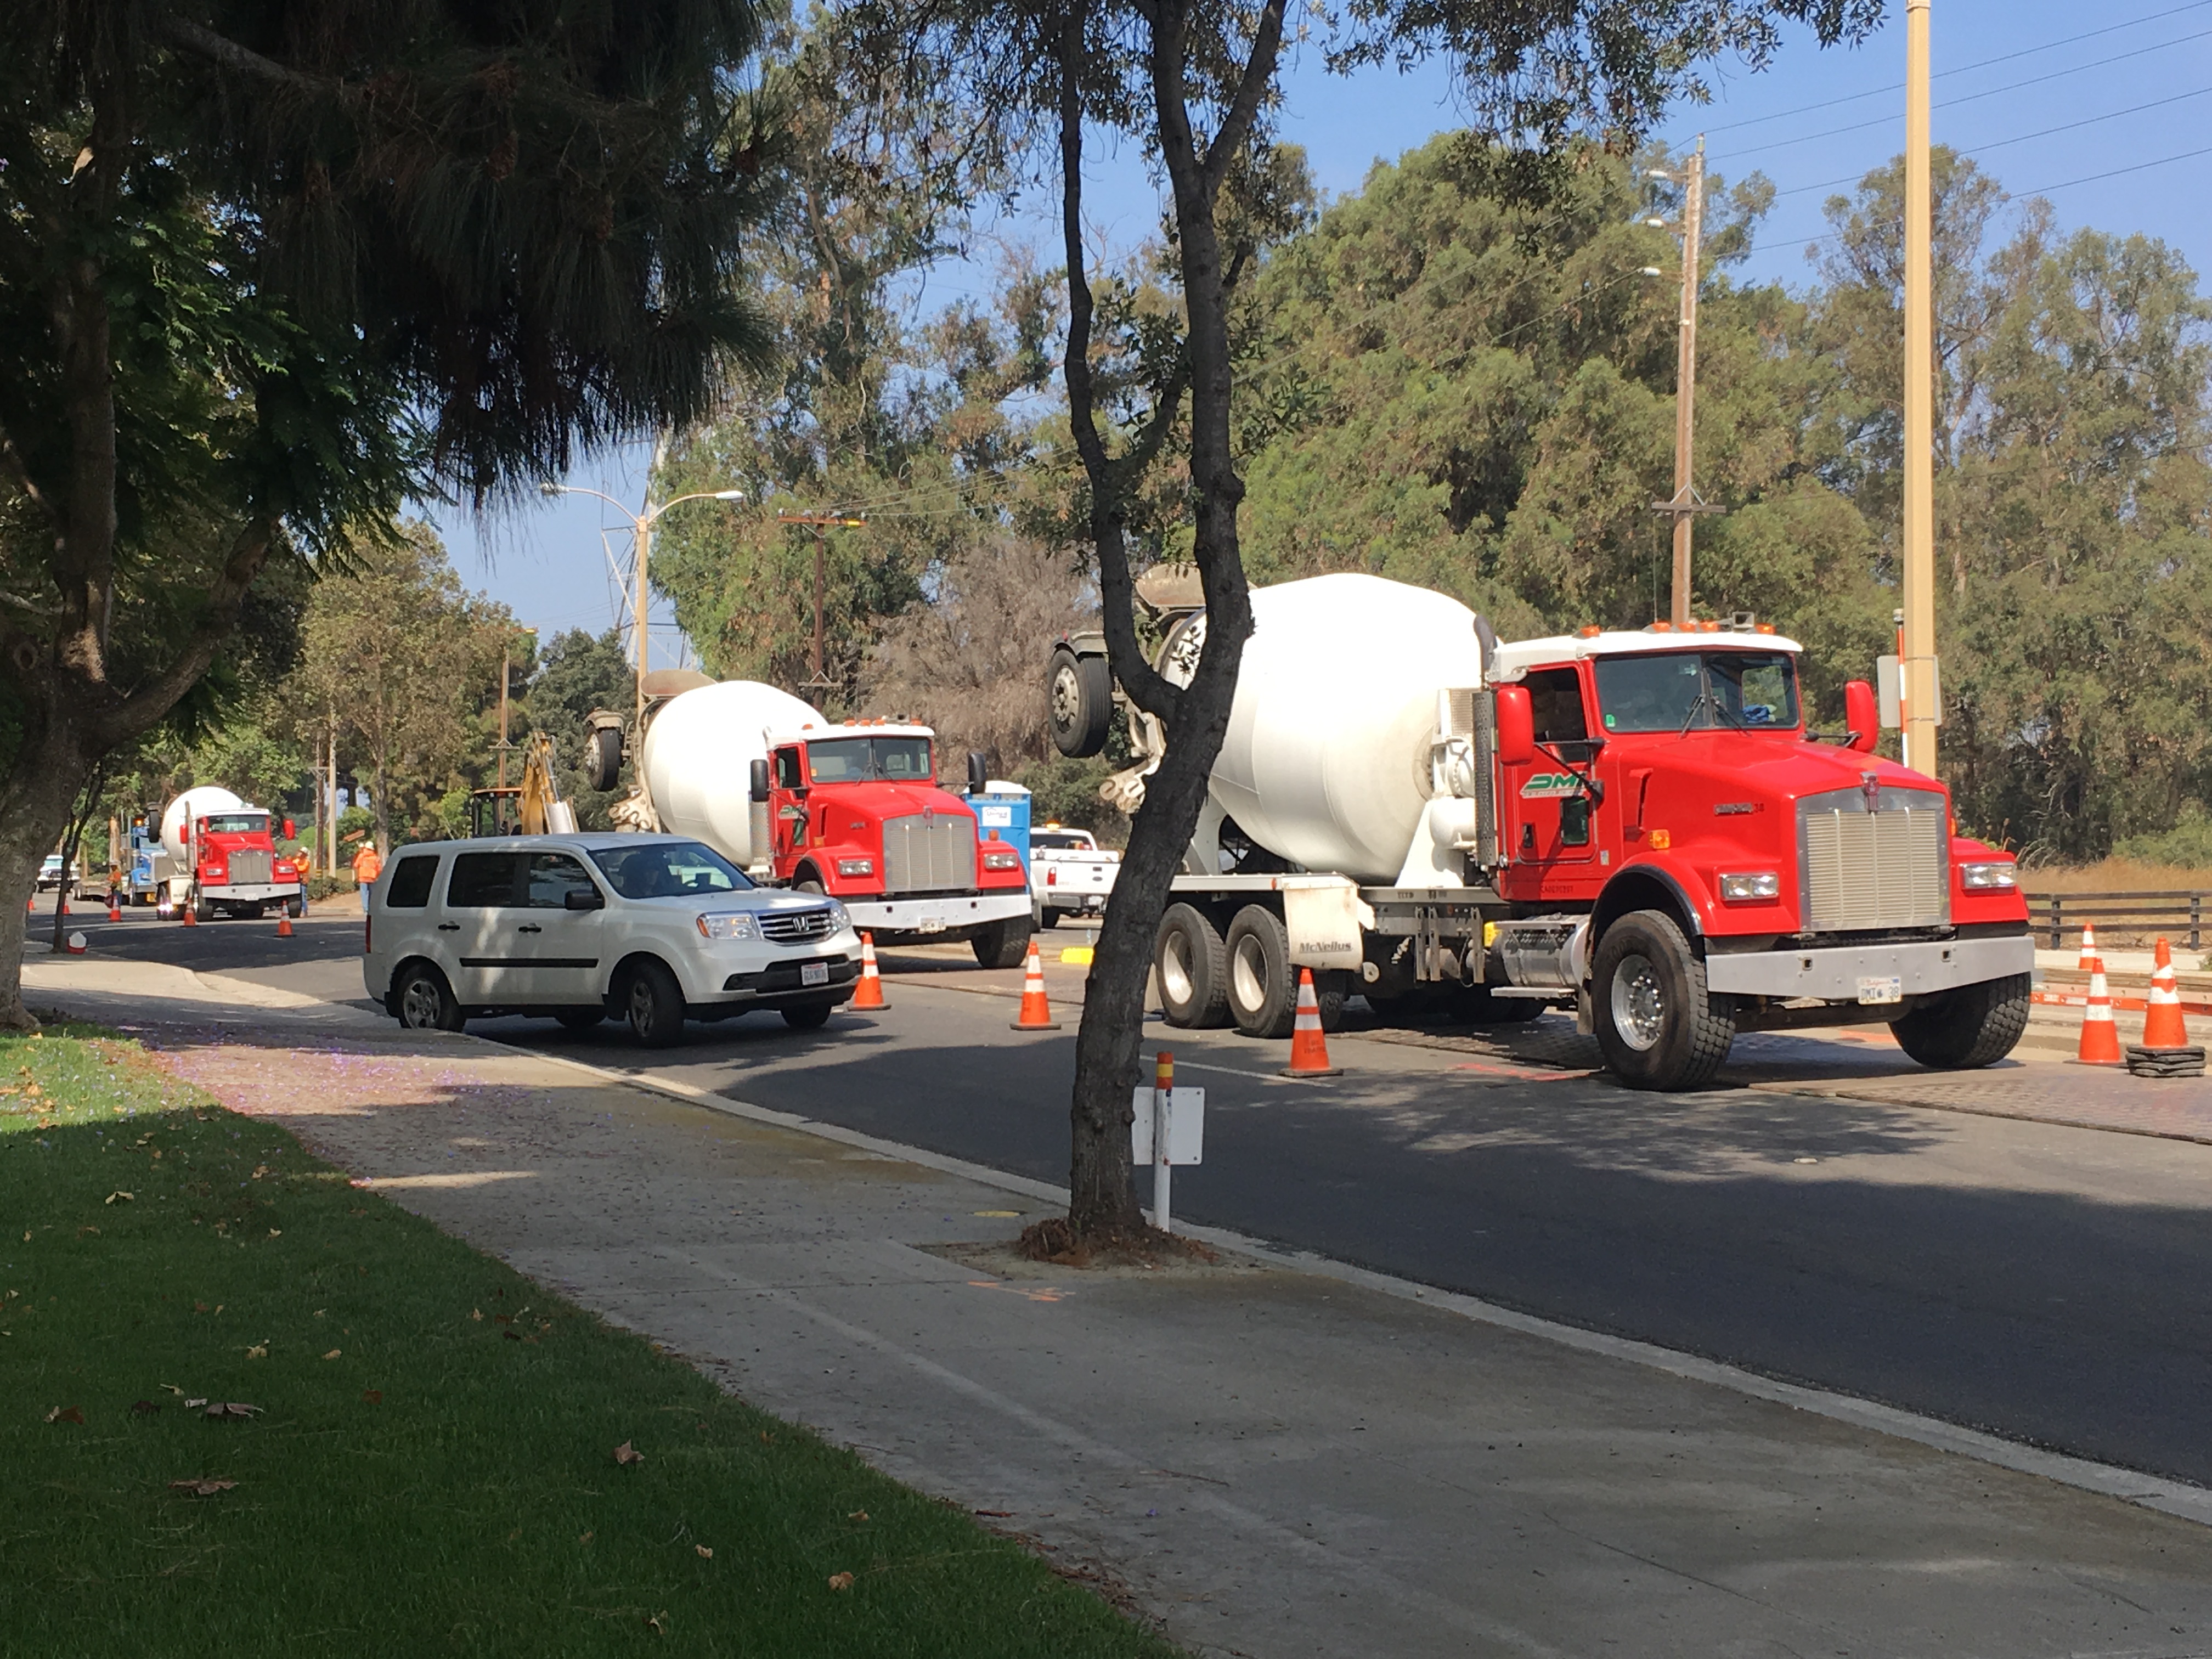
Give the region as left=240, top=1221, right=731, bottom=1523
left=837, top=857, right=873, bottom=877
left=1960, top=861, right=2018, bottom=890
left=1718, top=871, right=1781, bottom=902
left=695, top=912, right=760, bottom=941
left=980, top=848, right=1023, bottom=872
left=825, top=900, right=851, bottom=931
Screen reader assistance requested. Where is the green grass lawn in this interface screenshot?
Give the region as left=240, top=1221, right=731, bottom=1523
left=0, top=1023, right=1181, bottom=1657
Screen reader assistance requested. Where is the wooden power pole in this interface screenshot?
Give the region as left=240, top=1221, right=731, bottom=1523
left=776, top=511, right=868, bottom=692
left=1900, top=0, right=1940, bottom=775
left=1651, top=138, right=1721, bottom=627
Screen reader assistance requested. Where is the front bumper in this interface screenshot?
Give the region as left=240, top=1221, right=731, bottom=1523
left=717, top=956, right=860, bottom=997
left=1703, top=932, right=2034, bottom=1000
left=843, top=890, right=1031, bottom=936
left=203, top=884, right=304, bottom=904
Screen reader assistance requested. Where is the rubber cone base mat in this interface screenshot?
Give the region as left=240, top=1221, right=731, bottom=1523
left=1281, top=1064, right=1344, bottom=1077
left=2126, top=1044, right=2207, bottom=1079
left=1010, top=1018, right=1063, bottom=1031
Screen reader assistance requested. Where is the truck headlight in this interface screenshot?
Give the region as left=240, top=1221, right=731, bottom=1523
left=836, top=857, right=874, bottom=877
left=1718, top=871, right=1781, bottom=902
left=695, top=912, right=760, bottom=941
left=980, top=848, right=1023, bottom=872
left=1960, top=862, right=2018, bottom=890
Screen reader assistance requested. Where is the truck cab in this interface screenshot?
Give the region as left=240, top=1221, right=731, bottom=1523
left=1488, top=624, right=2033, bottom=1085
left=761, top=723, right=1033, bottom=967
left=176, top=808, right=306, bottom=923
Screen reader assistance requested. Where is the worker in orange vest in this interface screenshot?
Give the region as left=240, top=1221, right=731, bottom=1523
left=352, top=840, right=384, bottom=911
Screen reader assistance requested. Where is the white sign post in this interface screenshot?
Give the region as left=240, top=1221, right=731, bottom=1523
left=1131, top=1050, right=1204, bottom=1234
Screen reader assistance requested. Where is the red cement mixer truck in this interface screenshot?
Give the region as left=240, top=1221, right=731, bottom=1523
left=584, top=673, right=1035, bottom=967
left=160, top=787, right=306, bottom=922
left=1047, top=572, right=2034, bottom=1091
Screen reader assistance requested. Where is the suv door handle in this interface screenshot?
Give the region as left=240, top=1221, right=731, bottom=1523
left=437, top=922, right=460, bottom=932
left=516, top=923, right=543, bottom=934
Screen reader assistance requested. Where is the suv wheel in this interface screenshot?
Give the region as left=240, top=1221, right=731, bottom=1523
left=394, top=963, right=465, bottom=1032
left=781, top=998, right=836, bottom=1030
left=1590, top=910, right=1736, bottom=1091
left=620, top=959, right=687, bottom=1048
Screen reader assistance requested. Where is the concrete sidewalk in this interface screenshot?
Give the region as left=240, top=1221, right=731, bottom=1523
left=26, top=960, right=2212, bottom=1657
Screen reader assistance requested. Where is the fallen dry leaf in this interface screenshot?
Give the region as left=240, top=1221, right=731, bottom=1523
left=501, top=1329, right=523, bottom=1342
left=159, top=1384, right=184, bottom=1396
left=204, top=1402, right=262, bottom=1420
left=267, top=1229, right=281, bottom=1239
left=827, top=1572, right=855, bottom=1592
left=579, top=1531, right=594, bottom=1545
left=470, top=1308, right=482, bottom=1322
left=695, top=1544, right=713, bottom=1559
left=646, top=1612, right=667, bottom=1636
left=973, top=1508, right=1013, bottom=1518
left=244, top=1344, right=267, bottom=1359
left=184, top=1397, right=207, bottom=1409
left=130, top=1400, right=161, bottom=1416
left=104, top=1190, right=132, bottom=1205
left=169, top=1478, right=236, bottom=1498
left=321, top=1349, right=341, bottom=1361
left=44, top=1406, right=84, bottom=1425
left=613, top=1440, right=644, bottom=1466
left=360, top=1390, right=382, bottom=1405
left=848, top=1510, right=869, bottom=1522
left=193, top=1302, right=208, bottom=1313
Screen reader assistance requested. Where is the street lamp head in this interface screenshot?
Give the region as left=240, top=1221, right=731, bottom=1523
left=711, top=489, right=746, bottom=501
left=538, top=481, right=564, bottom=496
left=1644, top=217, right=1668, bottom=228
left=1639, top=267, right=1664, bottom=278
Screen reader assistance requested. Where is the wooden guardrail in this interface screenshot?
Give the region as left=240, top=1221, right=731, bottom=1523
left=2026, top=891, right=2208, bottom=951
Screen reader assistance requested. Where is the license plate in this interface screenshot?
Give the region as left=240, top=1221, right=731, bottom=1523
left=916, top=919, right=945, bottom=934
left=800, top=961, right=829, bottom=987
left=1856, top=975, right=1902, bottom=1005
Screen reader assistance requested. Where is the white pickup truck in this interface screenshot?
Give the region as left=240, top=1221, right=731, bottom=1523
left=1030, top=825, right=1120, bottom=928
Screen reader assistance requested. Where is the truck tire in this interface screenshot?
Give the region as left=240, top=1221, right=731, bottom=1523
left=286, top=897, right=305, bottom=919
left=1591, top=910, right=1736, bottom=1091
left=193, top=894, right=217, bottom=924
left=1048, top=646, right=1113, bottom=758
left=1155, top=903, right=1229, bottom=1028
left=1039, top=907, right=1063, bottom=930
left=1224, top=905, right=1297, bottom=1039
left=971, top=918, right=1032, bottom=969
left=585, top=724, right=625, bottom=793
left=1889, top=973, right=2031, bottom=1069
left=620, top=958, right=688, bottom=1048
left=393, top=963, right=465, bottom=1032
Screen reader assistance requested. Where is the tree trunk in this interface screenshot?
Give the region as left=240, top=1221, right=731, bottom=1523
left=0, top=729, right=103, bottom=1026
left=1055, top=0, right=1278, bottom=1241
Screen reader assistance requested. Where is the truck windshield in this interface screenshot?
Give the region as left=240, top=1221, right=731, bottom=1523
left=806, top=737, right=934, bottom=783
left=590, top=841, right=754, bottom=899
left=201, top=814, right=268, bottom=834
left=1593, top=652, right=1800, bottom=733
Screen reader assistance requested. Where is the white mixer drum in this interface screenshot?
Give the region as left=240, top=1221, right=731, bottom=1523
left=161, top=786, right=247, bottom=863
left=1195, top=574, right=1488, bottom=883
left=639, top=680, right=824, bottom=867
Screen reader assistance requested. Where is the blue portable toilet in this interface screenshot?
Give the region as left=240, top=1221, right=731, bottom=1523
left=967, top=780, right=1033, bottom=873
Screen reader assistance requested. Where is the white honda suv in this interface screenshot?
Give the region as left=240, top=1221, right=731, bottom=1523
left=363, top=833, right=862, bottom=1046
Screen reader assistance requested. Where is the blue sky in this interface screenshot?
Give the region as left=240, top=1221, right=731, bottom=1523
left=430, top=0, right=2212, bottom=663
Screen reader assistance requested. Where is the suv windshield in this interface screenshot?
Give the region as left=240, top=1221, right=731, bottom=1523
left=201, top=814, right=268, bottom=834
left=590, top=841, right=754, bottom=900
left=806, top=736, right=933, bottom=783
left=1592, top=652, right=1800, bottom=734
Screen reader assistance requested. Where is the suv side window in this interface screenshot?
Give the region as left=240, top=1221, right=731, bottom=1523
left=1525, top=668, right=1589, bottom=743
left=385, top=854, right=440, bottom=909
left=448, top=851, right=522, bottom=907
left=526, top=853, right=600, bottom=908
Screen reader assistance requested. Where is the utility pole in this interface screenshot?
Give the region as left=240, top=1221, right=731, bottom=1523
left=776, top=511, right=868, bottom=692
left=1900, top=0, right=1940, bottom=776
left=1649, top=138, right=1722, bottom=627
left=325, top=710, right=338, bottom=877
left=494, top=626, right=539, bottom=791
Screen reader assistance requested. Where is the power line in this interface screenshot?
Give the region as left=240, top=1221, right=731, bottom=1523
left=1700, top=0, right=2212, bottom=133
left=1719, top=28, right=2212, bottom=159
left=2015, top=140, right=2212, bottom=195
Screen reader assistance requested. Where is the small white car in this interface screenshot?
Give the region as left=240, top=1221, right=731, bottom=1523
left=36, top=855, right=78, bottom=894
left=362, top=833, right=863, bottom=1046
left=1030, top=826, right=1119, bottom=928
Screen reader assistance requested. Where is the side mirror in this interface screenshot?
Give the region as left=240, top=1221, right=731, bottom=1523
left=966, top=751, right=989, bottom=794
left=749, top=758, right=770, bottom=804
left=563, top=887, right=606, bottom=911
left=1494, top=685, right=1536, bottom=768
left=1843, top=680, right=1879, bottom=754
left=281, top=818, right=296, bottom=840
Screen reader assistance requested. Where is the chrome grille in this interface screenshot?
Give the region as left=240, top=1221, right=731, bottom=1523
left=881, top=812, right=977, bottom=893
left=1799, top=788, right=1949, bottom=931
left=759, top=905, right=840, bottom=944
left=229, top=850, right=272, bottom=885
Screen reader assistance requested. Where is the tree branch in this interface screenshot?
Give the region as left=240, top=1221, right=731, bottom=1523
left=1200, top=0, right=1286, bottom=201
left=1057, top=2, right=1182, bottom=725
left=154, top=16, right=352, bottom=101
left=99, top=516, right=278, bottom=748
left=0, top=419, right=60, bottom=531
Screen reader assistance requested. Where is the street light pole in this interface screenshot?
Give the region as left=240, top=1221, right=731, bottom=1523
left=1901, top=0, right=1940, bottom=776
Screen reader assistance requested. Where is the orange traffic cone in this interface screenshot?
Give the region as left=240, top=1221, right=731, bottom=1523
left=179, top=898, right=197, bottom=927
left=2142, top=936, right=2190, bottom=1049
left=2076, top=922, right=2099, bottom=975
left=1009, top=939, right=1062, bottom=1030
left=276, top=908, right=294, bottom=939
left=106, top=894, right=121, bottom=923
left=1281, top=968, right=1343, bottom=1078
left=850, top=932, right=887, bottom=1009
left=2076, top=951, right=2123, bottom=1064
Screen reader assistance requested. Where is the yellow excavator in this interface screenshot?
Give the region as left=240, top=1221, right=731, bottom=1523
left=468, top=731, right=578, bottom=837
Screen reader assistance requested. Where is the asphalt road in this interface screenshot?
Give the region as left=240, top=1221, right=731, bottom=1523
left=64, top=896, right=2212, bottom=1488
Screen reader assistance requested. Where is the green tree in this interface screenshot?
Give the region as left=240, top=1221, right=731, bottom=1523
left=0, top=0, right=775, bottom=1023
left=526, top=630, right=637, bottom=831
